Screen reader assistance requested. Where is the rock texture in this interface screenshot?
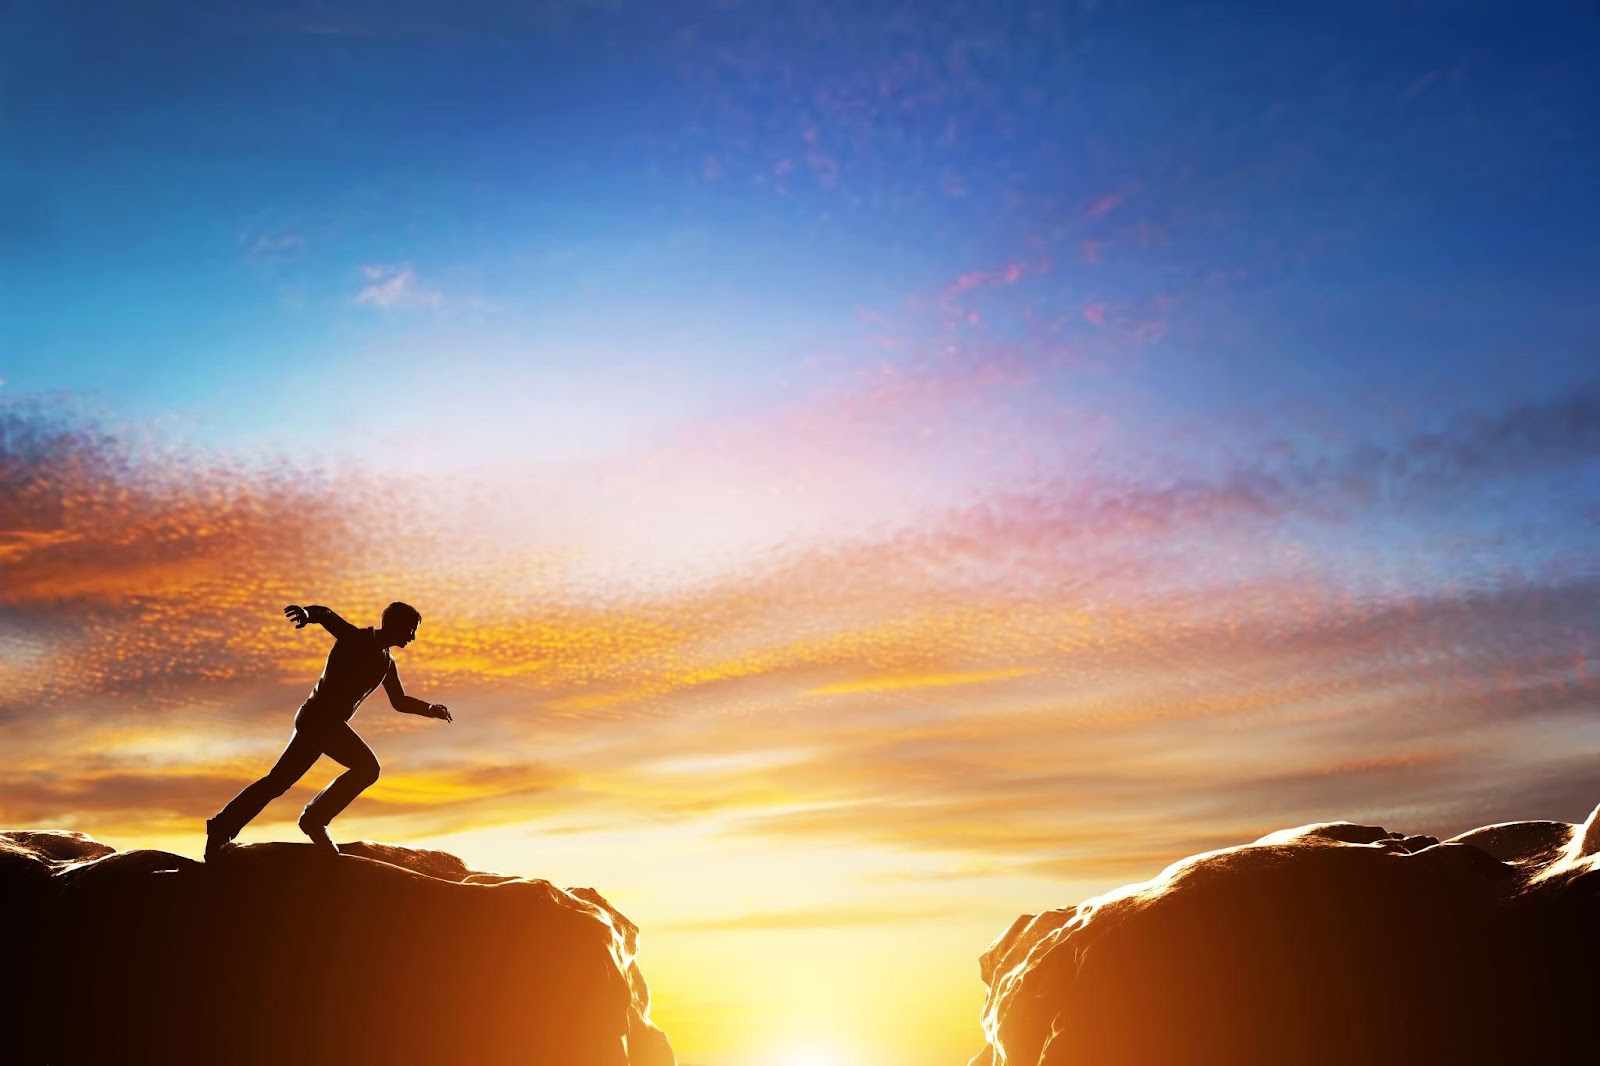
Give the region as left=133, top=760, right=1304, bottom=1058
left=1, top=831, right=674, bottom=1066
left=972, top=807, right=1600, bottom=1066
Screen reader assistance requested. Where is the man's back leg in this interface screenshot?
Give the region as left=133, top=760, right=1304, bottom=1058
left=207, top=729, right=323, bottom=860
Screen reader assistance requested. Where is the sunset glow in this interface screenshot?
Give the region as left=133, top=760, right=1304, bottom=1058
left=4, top=4, right=1598, bottom=1064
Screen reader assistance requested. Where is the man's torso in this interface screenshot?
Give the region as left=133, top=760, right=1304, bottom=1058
left=299, top=627, right=391, bottom=722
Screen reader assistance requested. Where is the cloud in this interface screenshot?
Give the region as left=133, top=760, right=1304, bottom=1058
left=1084, top=190, right=1128, bottom=218
left=354, top=264, right=444, bottom=310
left=1, top=379, right=1595, bottom=880
left=0, top=403, right=424, bottom=714
left=807, top=667, right=1041, bottom=696
left=245, top=230, right=305, bottom=262
left=687, top=568, right=1596, bottom=869
left=944, top=261, right=1031, bottom=299
left=906, top=376, right=1600, bottom=563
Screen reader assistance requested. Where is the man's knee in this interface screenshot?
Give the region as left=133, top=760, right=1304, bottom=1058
left=354, top=758, right=381, bottom=786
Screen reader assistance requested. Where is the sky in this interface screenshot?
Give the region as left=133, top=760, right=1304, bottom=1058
left=3, top=2, right=1599, bottom=1064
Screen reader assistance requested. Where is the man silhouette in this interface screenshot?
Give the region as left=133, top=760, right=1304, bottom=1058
left=205, top=602, right=452, bottom=860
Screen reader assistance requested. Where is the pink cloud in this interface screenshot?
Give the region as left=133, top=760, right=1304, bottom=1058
left=943, top=261, right=1033, bottom=299
left=1085, top=190, right=1127, bottom=218
left=1080, top=296, right=1171, bottom=340
left=947, top=271, right=988, bottom=296
left=806, top=149, right=839, bottom=187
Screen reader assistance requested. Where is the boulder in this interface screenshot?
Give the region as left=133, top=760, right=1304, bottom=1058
left=1, top=830, right=675, bottom=1066
left=972, top=806, right=1600, bottom=1066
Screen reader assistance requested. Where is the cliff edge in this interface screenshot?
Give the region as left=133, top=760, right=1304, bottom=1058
left=1, top=831, right=675, bottom=1066
left=973, top=807, right=1600, bottom=1065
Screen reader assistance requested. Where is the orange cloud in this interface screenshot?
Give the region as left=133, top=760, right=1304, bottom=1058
left=3, top=391, right=1596, bottom=893
left=807, top=667, right=1041, bottom=696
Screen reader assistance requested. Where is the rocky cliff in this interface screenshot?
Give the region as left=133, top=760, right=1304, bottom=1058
left=1, top=831, right=674, bottom=1066
left=972, top=807, right=1600, bottom=1066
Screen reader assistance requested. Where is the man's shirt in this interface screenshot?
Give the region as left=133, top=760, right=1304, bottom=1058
left=299, top=626, right=393, bottom=723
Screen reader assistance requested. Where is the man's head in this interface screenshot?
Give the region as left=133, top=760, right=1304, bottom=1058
left=379, top=601, right=422, bottom=648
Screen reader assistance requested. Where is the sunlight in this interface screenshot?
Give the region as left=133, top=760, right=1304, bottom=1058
left=9, top=3, right=1590, bottom=1065
left=778, top=1051, right=844, bottom=1066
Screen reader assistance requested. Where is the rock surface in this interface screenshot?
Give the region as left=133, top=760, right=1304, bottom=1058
left=1, top=831, right=675, bottom=1066
left=972, top=807, right=1600, bottom=1066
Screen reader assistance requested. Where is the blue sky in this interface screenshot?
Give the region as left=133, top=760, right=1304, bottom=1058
left=9, top=2, right=1597, bottom=435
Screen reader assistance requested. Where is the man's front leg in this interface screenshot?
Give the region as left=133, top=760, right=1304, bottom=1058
left=296, top=809, right=339, bottom=855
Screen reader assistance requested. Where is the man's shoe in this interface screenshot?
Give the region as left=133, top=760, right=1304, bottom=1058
left=204, top=818, right=234, bottom=863
left=297, top=812, right=339, bottom=855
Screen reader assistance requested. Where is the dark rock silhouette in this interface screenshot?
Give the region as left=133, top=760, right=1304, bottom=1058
left=971, top=806, right=1600, bottom=1066
left=1, top=831, right=674, bottom=1066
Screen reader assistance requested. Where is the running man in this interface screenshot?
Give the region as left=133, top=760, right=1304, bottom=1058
left=205, top=602, right=452, bottom=859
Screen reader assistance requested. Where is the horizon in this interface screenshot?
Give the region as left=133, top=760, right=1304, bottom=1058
left=3, top=3, right=1599, bottom=1064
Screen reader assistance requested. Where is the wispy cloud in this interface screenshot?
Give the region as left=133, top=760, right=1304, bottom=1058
left=245, top=230, right=305, bottom=262
left=944, top=262, right=1030, bottom=299
left=808, top=667, right=1041, bottom=697
left=1084, top=189, right=1128, bottom=219
left=1, top=378, right=1595, bottom=883
left=354, top=264, right=444, bottom=310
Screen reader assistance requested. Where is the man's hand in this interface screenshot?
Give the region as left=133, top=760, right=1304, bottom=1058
left=427, top=703, right=453, bottom=723
left=284, top=605, right=311, bottom=628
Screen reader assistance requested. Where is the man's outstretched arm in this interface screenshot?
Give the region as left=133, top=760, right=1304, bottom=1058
left=383, top=662, right=452, bottom=722
left=283, top=604, right=360, bottom=641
